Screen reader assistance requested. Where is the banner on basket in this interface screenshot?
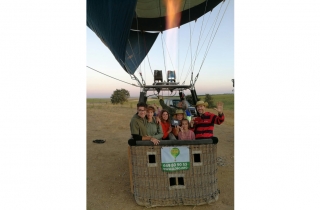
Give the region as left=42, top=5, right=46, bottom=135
left=161, top=146, right=190, bottom=171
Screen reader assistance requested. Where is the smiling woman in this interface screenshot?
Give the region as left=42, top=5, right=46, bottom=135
left=146, top=105, right=163, bottom=145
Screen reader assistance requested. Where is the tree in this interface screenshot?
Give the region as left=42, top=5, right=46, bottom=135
left=110, top=88, right=130, bottom=104
left=204, top=94, right=215, bottom=108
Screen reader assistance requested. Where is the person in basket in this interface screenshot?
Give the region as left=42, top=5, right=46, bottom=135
left=178, top=119, right=195, bottom=140
left=190, top=101, right=224, bottom=139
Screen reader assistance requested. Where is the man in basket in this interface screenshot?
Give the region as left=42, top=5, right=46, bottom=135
left=190, top=101, right=224, bottom=140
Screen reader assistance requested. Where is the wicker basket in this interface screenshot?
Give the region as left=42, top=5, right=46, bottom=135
left=128, top=139, right=219, bottom=207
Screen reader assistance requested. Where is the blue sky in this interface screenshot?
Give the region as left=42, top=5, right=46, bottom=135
left=87, top=0, right=234, bottom=98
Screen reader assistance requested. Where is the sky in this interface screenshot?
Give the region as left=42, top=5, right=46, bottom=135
left=87, top=0, right=234, bottom=98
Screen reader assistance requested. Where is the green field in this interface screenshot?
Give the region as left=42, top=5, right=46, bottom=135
left=87, top=93, right=234, bottom=111
left=198, top=94, right=234, bottom=110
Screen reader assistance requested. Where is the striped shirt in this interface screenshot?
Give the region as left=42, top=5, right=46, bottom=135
left=192, top=112, right=224, bottom=139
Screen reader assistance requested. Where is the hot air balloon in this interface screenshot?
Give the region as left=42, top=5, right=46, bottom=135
left=87, top=0, right=229, bottom=103
left=170, top=147, right=180, bottom=161
left=87, top=2, right=232, bottom=206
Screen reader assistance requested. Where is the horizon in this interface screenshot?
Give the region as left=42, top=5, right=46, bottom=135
left=86, top=92, right=234, bottom=99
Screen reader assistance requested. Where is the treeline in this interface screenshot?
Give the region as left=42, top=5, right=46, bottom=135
left=87, top=89, right=234, bottom=110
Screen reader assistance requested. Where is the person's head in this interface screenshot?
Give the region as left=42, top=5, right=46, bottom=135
left=160, top=109, right=169, bottom=122
left=174, top=109, right=185, bottom=120
left=195, top=101, right=208, bottom=115
left=137, top=102, right=147, bottom=118
left=177, top=100, right=187, bottom=109
left=136, top=102, right=147, bottom=111
left=181, top=119, right=189, bottom=130
left=146, top=105, right=155, bottom=120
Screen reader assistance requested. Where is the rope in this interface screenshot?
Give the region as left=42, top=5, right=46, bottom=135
left=178, top=32, right=179, bottom=83
left=179, top=0, right=196, bottom=84
left=117, top=59, right=143, bottom=87
left=182, top=0, right=229, bottom=85
left=179, top=23, right=197, bottom=84
left=160, top=32, right=167, bottom=78
left=144, top=55, right=146, bottom=83
left=197, top=0, right=230, bottom=75
left=126, top=39, right=139, bottom=71
left=146, top=53, right=153, bottom=77
left=182, top=0, right=213, bottom=84
left=177, top=0, right=189, bottom=83
left=188, top=0, right=193, bottom=84
left=86, top=66, right=138, bottom=87
left=197, top=7, right=220, bottom=58
left=191, top=0, right=209, bottom=73
left=163, top=36, right=175, bottom=71
left=135, top=13, right=142, bottom=79
left=143, top=33, right=154, bottom=77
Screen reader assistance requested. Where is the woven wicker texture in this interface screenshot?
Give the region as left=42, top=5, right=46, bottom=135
left=129, top=144, right=219, bottom=207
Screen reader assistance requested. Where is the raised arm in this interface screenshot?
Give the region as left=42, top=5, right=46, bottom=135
left=159, top=98, right=176, bottom=116
left=212, top=101, right=225, bottom=125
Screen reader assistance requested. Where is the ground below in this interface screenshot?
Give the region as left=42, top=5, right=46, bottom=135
left=87, top=104, right=234, bottom=210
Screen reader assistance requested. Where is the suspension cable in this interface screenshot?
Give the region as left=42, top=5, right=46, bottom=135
left=191, top=0, right=230, bottom=88
left=183, top=0, right=229, bottom=85
left=143, top=32, right=154, bottom=77
left=160, top=32, right=167, bottom=78
left=145, top=53, right=153, bottom=77
left=196, top=2, right=223, bottom=62
left=182, top=0, right=216, bottom=84
left=177, top=0, right=190, bottom=82
left=163, top=35, right=175, bottom=70
left=197, top=0, right=230, bottom=76
left=191, top=0, right=209, bottom=73
left=86, top=66, right=138, bottom=87
left=188, top=0, right=192, bottom=84
left=179, top=0, right=195, bottom=84
left=178, top=30, right=179, bottom=83
left=126, top=39, right=139, bottom=71
left=114, top=59, right=143, bottom=87
left=144, top=54, right=146, bottom=83
left=135, top=14, right=142, bottom=80
left=179, top=22, right=197, bottom=84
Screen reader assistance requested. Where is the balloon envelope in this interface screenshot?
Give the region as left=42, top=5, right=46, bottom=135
left=87, top=0, right=223, bottom=75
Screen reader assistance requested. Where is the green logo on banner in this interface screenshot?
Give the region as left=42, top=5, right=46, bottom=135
left=161, top=146, right=190, bottom=171
left=170, top=148, right=180, bottom=161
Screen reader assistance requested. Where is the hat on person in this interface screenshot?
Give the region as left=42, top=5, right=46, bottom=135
left=195, top=100, right=208, bottom=107
left=173, top=109, right=186, bottom=118
left=174, top=109, right=184, bottom=115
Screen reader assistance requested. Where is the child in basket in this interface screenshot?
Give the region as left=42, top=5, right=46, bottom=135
left=178, top=119, right=195, bottom=140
